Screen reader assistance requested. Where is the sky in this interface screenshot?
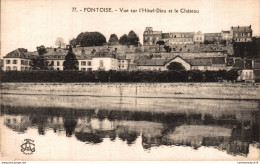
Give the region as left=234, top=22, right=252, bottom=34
left=1, top=0, right=260, bottom=57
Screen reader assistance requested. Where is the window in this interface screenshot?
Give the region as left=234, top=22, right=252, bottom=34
left=57, top=68, right=60, bottom=71
left=81, top=61, right=86, bottom=66
left=87, top=68, right=92, bottom=71
left=87, top=61, right=91, bottom=66
left=81, top=68, right=86, bottom=71
left=6, top=66, right=11, bottom=71
left=21, top=60, right=25, bottom=65
left=57, top=61, right=60, bottom=66
left=25, top=67, right=29, bottom=70
left=21, top=67, right=25, bottom=71
left=6, top=60, right=10, bottom=64
left=25, top=61, right=29, bottom=65
left=12, top=66, right=17, bottom=70
left=100, top=60, right=103, bottom=67
left=13, top=60, right=17, bottom=64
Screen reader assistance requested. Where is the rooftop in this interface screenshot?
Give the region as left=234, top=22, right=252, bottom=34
left=231, top=26, right=252, bottom=32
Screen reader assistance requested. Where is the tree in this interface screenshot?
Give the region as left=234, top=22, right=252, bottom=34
left=156, top=40, right=165, bottom=52
left=74, top=32, right=106, bottom=47
left=108, top=34, right=119, bottom=45
left=55, top=37, right=66, bottom=48
left=167, top=62, right=186, bottom=71
left=63, top=47, right=79, bottom=70
left=36, top=45, right=47, bottom=55
left=127, top=30, right=139, bottom=46
left=69, top=38, right=77, bottom=48
left=119, top=34, right=128, bottom=45
left=30, top=56, right=49, bottom=70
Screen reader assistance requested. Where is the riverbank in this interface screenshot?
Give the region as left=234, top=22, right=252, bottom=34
left=1, top=82, right=260, bottom=100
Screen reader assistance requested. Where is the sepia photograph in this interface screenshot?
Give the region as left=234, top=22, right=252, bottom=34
left=0, top=0, right=260, bottom=162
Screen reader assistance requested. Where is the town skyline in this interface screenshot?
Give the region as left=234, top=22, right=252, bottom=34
left=1, top=0, right=260, bottom=57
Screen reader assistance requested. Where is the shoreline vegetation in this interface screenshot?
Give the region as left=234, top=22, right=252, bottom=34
left=0, top=70, right=240, bottom=83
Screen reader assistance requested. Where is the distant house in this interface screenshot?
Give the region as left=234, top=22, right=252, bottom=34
left=3, top=48, right=35, bottom=71
left=231, top=58, right=260, bottom=82
left=117, top=56, right=131, bottom=71
left=91, top=49, right=118, bottom=71
left=230, top=25, right=252, bottom=42
left=193, top=31, right=204, bottom=43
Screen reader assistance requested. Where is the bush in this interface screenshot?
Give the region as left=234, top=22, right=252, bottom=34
left=0, top=70, right=239, bottom=83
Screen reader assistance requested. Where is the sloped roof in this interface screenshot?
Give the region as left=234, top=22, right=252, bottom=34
left=4, top=49, right=36, bottom=59
left=222, top=31, right=230, bottom=34
left=231, top=26, right=252, bottom=32
left=212, top=57, right=225, bottom=64
left=186, top=58, right=212, bottom=66
left=162, top=32, right=195, bottom=38
left=204, top=33, right=221, bottom=37
left=136, top=59, right=167, bottom=66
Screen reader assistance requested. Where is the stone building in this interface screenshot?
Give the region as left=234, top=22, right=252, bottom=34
left=135, top=55, right=228, bottom=71
left=143, top=27, right=162, bottom=46
left=193, top=31, right=204, bottom=43
left=204, top=33, right=222, bottom=43
left=230, top=25, right=253, bottom=42
left=162, top=32, right=194, bottom=45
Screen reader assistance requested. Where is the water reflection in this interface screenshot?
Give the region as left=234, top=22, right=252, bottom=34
left=1, top=98, right=259, bottom=158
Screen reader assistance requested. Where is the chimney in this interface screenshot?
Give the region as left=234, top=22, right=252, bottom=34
left=249, top=25, right=251, bottom=29
left=238, top=26, right=239, bottom=29
left=231, top=26, right=233, bottom=29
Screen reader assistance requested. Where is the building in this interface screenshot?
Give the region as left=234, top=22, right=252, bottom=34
left=193, top=31, right=204, bottom=43
left=230, top=25, right=252, bottom=42
left=135, top=59, right=167, bottom=71
left=135, top=55, right=227, bottom=71
left=117, top=56, right=131, bottom=71
left=204, top=33, right=222, bottom=43
left=44, top=48, right=67, bottom=71
left=78, top=56, right=92, bottom=71
left=3, top=48, right=35, bottom=71
left=91, top=49, right=118, bottom=71
left=162, top=32, right=194, bottom=45
left=143, top=27, right=162, bottom=46
left=221, top=31, right=231, bottom=41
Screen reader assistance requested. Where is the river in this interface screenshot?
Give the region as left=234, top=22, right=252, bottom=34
left=0, top=84, right=259, bottom=160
